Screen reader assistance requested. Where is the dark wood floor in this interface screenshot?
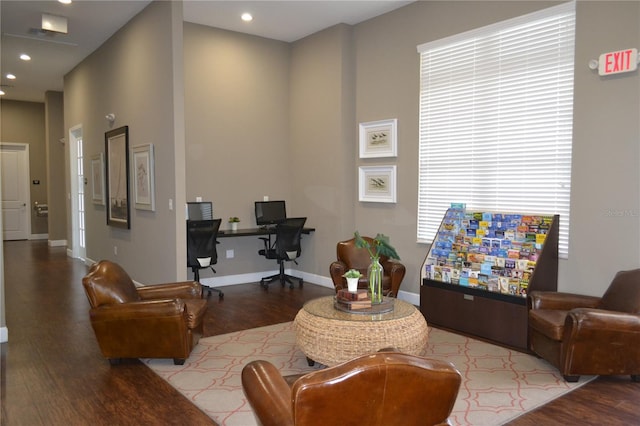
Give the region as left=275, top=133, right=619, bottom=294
left=2, top=241, right=639, bottom=425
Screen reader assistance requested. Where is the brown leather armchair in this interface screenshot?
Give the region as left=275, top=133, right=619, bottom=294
left=329, top=236, right=406, bottom=297
left=528, top=268, right=640, bottom=382
left=241, top=351, right=461, bottom=426
left=82, top=260, right=208, bottom=365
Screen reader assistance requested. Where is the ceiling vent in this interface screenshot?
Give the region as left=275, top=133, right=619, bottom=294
left=40, top=13, right=68, bottom=34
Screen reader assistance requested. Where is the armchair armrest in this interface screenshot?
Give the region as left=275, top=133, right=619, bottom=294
left=566, top=308, right=640, bottom=334
left=381, top=259, right=406, bottom=297
left=562, top=309, right=640, bottom=371
left=90, top=299, right=187, bottom=321
left=242, top=360, right=294, bottom=426
left=529, top=291, right=601, bottom=311
left=89, top=299, right=191, bottom=360
left=137, top=281, right=202, bottom=300
left=329, top=260, right=348, bottom=291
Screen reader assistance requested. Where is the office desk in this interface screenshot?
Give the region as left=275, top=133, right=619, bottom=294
left=218, top=227, right=315, bottom=238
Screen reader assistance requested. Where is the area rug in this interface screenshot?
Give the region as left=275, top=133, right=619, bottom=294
left=143, top=322, right=593, bottom=426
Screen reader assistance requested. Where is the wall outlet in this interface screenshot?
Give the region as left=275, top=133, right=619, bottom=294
left=263, top=195, right=269, bottom=201
left=226, top=249, right=234, bottom=259
left=196, top=196, right=202, bottom=202
left=114, top=246, right=118, bottom=256
left=169, top=198, right=173, bottom=210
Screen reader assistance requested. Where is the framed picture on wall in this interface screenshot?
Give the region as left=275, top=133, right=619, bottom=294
left=359, top=118, right=397, bottom=158
left=105, top=126, right=130, bottom=229
left=132, top=144, right=155, bottom=211
left=90, top=153, right=105, bottom=205
left=358, top=165, right=397, bottom=203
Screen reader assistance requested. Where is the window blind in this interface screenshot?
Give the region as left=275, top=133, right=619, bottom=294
left=416, top=2, right=575, bottom=258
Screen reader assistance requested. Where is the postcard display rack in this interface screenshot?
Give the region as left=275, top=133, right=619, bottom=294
left=420, top=208, right=559, bottom=350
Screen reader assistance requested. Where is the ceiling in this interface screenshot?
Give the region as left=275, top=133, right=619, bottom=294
left=0, top=0, right=412, bottom=103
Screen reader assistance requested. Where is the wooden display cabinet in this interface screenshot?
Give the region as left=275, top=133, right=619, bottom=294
left=420, top=209, right=559, bottom=351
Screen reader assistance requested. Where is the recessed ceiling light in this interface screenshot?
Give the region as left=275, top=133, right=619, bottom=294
left=6, top=74, right=16, bottom=80
left=20, top=53, right=31, bottom=61
left=59, top=0, right=72, bottom=4
left=241, top=13, right=253, bottom=22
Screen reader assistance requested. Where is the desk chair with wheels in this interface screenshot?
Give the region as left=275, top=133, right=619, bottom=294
left=187, top=219, right=224, bottom=299
left=258, top=217, right=307, bottom=289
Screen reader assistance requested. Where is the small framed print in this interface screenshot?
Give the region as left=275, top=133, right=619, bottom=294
left=359, top=165, right=397, bottom=203
left=359, top=118, right=397, bottom=158
left=132, top=144, right=155, bottom=211
left=91, top=153, right=105, bottom=205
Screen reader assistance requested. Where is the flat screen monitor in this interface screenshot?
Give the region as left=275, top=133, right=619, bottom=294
left=255, top=200, right=286, bottom=226
left=187, top=201, right=213, bottom=220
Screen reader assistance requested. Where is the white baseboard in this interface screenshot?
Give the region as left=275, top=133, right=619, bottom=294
left=199, top=270, right=420, bottom=305
left=30, top=233, right=48, bottom=240
left=49, top=239, right=67, bottom=247
left=0, top=327, right=8, bottom=343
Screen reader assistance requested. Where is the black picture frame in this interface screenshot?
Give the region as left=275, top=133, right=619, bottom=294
left=105, top=126, right=130, bottom=229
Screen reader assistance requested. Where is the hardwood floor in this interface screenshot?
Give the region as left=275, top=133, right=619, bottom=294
left=2, top=240, right=639, bottom=425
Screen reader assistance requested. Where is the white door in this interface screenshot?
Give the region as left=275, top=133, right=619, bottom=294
left=1, top=143, right=31, bottom=240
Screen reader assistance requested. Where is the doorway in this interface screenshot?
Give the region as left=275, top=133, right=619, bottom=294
left=1, top=143, right=31, bottom=240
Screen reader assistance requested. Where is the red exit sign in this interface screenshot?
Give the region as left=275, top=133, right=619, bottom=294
left=598, top=48, right=638, bottom=76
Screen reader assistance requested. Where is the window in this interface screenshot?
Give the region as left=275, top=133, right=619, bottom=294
left=417, top=2, right=575, bottom=258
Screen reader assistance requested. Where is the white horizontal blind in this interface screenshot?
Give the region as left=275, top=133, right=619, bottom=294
left=417, top=2, right=575, bottom=258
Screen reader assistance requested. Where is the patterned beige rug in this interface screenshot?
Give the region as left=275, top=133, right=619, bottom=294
left=144, top=322, right=593, bottom=426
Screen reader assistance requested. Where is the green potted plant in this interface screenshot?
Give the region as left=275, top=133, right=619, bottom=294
left=228, top=216, right=240, bottom=231
left=342, top=268, right=362, bottom=292
left=354, top=231, right=400, bottom=303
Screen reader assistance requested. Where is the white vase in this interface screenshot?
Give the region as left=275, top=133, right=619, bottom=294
left=230, top=222, right=238, bottom=231
left=346, top=277, right=359, bottom=292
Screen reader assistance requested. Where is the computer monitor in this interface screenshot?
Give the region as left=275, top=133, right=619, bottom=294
left=186, top=201, right=213, bottom=220
left=255, top=200, right=287, bottom=226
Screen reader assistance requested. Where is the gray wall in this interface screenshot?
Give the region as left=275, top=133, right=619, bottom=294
left=289, top=24, right=357, bottom=276
left=64, top=0, right=185, bottom=283
left=183, top=23, right=293, bottom=278
left=44, top=91, right=66, bottom=243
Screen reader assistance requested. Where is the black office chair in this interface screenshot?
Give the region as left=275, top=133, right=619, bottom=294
left=258, top=217, right=307, bottom=289
left=187, top=219, right=224, bottom=299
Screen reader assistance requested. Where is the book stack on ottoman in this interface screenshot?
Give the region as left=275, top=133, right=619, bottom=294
left=335, top=289, right=371, bottom=311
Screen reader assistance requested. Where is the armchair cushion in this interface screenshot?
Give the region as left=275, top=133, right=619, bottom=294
left=528, top=309, right=567, bottom=341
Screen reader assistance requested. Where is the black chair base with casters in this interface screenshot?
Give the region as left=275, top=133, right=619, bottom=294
left=192, top=265, right=224, bottom=299
left=258, top=217, right=307, bottom=289
left=187, top=219, right=224, bottom=299
left=259, top=262, right=303, bottom=289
